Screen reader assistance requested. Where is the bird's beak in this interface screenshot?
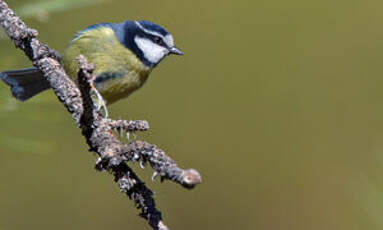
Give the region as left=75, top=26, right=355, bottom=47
left=169, top=46, right=184, bottom=55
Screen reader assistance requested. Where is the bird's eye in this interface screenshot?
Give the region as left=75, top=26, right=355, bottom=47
left=153, top=36, right=163, bottom=45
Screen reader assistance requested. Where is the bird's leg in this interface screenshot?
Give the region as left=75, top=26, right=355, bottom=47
left=89, top=82, right=109, bottom=118
left=94, top=90, right=108, bottom=118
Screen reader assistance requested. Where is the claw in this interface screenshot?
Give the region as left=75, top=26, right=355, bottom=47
left=151, top=171, right=158, bottom=181
left=95, top=157, right=102, bottom=164
left=140, top=161, right=145, bottom=169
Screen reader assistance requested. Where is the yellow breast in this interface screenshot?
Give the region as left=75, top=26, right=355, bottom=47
left=62, top=27, right=152, bottom=104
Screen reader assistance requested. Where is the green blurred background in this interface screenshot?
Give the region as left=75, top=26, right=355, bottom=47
left=1, top=0, right=383, bottom=229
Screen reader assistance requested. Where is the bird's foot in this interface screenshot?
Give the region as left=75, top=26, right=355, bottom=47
left=91, top=86, right=108, bottom=118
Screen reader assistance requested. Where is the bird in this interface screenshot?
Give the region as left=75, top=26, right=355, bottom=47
left=0, top=20, right=184, bottom=110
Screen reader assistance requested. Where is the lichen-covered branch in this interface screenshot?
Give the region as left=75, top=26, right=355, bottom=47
left=0, top=1, right=201, bottom=229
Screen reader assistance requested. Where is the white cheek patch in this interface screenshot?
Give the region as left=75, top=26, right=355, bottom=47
left=134, top=36, right=169, bottom=64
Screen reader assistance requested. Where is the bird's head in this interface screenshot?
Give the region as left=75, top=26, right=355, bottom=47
left=115, top=20, right=183, bottom=68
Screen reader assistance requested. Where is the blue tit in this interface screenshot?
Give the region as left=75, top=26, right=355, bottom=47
left=0, top=20, right=183, bottom=104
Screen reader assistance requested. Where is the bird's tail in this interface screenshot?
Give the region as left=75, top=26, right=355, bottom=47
left=0, top=67, right=50, bottom=101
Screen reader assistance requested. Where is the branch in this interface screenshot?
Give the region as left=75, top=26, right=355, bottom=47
left=0, top=1, right=201, bottom=229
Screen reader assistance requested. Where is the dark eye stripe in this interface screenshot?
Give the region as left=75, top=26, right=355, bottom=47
left=148, top=34, right=167, bottom=47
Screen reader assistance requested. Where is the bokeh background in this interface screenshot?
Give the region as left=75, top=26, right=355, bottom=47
left=1, top=0, right=383, bottom=229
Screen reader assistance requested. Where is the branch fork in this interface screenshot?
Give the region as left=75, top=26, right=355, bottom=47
left=0, top=1, right=201, bottom=229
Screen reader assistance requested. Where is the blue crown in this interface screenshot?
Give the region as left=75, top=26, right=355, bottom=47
left=136, top=20, right=169, bottom=37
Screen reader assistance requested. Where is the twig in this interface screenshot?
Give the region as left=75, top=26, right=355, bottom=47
left=0, top=1, right=201, bottom=229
